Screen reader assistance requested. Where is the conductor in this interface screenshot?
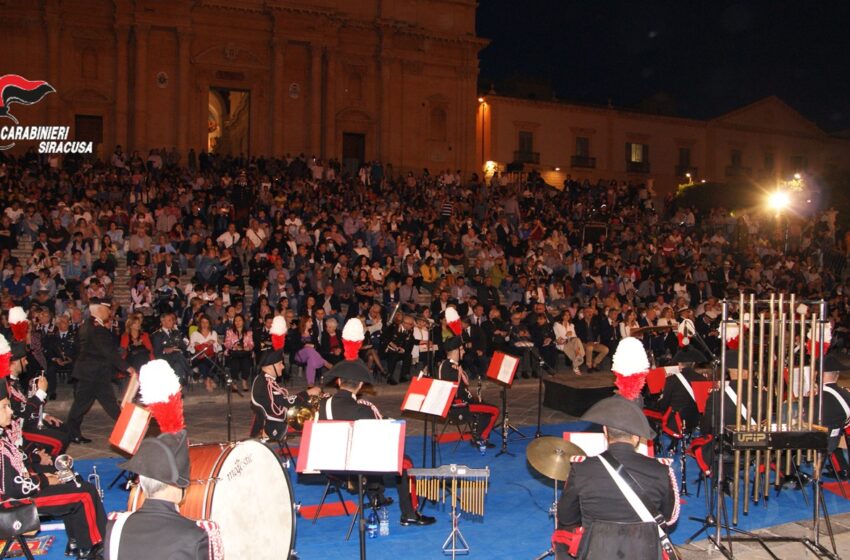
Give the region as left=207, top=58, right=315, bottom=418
left=66, top=300, right=136, bottom=444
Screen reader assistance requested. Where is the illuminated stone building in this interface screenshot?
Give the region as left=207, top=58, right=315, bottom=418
left=0, top=0, right=484, bottom=172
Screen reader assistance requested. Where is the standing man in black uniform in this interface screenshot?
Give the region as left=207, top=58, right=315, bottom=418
left=250, top=348, right=319, bottom=439
left=66, top=301, right=136, bottom=444
left=318, top=360, right=435, bottom=527
left=44, top=312, right=78, bottom=400
left=150, top=312, right=191, bottom=384
left=557, top=396, right=679, bottom=560
left=5, top=340, right=69, bottom=458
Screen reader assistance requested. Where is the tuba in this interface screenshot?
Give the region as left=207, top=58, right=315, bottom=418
left=285, top=394, right=322, bottom=430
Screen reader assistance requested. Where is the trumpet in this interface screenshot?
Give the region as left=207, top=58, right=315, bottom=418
left=285, top=394, right=322, bottom=430
left=88, top=466, right=103, bottom=500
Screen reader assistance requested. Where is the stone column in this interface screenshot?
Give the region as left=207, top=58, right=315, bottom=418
left=378, top=55, right=392, bottom=163
left=323, top=46, right=336, bottom=158
left=271, top=38, right=285, bottom=157
left=310, top=43, right=322, bottom=157
left=133, top=23, right=149, bottom=152
left=44, top=7, right=61, bottom=124
left=177, top=29, right=192, bottom=156
left=113, top=25, right=130, bottom=149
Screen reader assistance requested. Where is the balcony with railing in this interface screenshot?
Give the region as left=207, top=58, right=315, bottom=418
left=626, top=161, right=651, bottom=174
left=513, top=150, right=540, bottom=164
left=571, top=155, right=597, bottom=169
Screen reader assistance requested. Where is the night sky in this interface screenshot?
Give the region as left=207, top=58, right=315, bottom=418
left=476, top=1, right=850, bottom=133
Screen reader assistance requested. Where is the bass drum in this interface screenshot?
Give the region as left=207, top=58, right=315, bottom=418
left=129, top=440, right=295, bottom=559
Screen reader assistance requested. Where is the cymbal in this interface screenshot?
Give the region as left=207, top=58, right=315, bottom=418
left=526, top=437, right=585, bottom=481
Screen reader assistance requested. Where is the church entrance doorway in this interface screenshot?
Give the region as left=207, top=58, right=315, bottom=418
left=208, top=87, right=250, bottom=155
left=342, top=132, right=365, bottom=177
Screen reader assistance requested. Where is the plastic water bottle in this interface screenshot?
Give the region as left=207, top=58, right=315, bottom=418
left=378, top=506, right=390, bottom=536
left=367, top=508, right=378, bottom=538
left=478, top=439, right=487, bottom=455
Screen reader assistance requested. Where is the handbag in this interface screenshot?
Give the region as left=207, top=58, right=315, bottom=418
left=0, top=500, right=40, bottom=538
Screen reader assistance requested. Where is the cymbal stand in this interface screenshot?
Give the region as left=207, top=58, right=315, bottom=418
left=495, top=384, right=527, bottom=457
left=532, top=478, right=560, bottom=560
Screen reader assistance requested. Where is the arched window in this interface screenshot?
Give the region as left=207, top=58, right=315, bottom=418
left=430, top=106, right=447, bottom=141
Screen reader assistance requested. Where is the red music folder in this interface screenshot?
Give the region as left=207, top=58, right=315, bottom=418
left=485, top=351, right=520, bottom=386
left=296, top=419, right=406, bottom=474
left=109, top=403, right=151, bottom=455
left=400, top=376, right=458, bottom=418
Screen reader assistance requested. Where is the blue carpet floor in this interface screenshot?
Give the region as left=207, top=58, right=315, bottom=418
left=31, top=422, right=850, bottom=559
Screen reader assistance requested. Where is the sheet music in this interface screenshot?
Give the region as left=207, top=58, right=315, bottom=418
left=497, top=354, right=519, bottom=383
left=404, top=393, right=425, bottom=412
left=347, top=420, right=405, bottom=473
left=421, top=380, right=455, bottom=415
left=304, top=422, right=353, bottom=472
left=565, top=432, right=607, bottom=456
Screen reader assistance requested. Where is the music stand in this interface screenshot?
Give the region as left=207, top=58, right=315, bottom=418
left=297, top=419, right=406, bottom=560
left=108, top=373, right=148, bottom=489
left=486, top=352, right=525, bottom=456
left=400, top=375, right=458, bottom=471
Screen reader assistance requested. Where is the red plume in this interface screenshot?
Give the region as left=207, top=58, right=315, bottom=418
left=342, top=318, right=365, bottom=360
left=445, top=307, right=462, bottom=336
left=614, top=372, right=648, bottom=401
left=270, top=316, right=286, bottom=351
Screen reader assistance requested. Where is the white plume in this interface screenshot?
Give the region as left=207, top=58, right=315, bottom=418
left=139, top=359, right=181, bottom=404
left=8, top=307, right=26, bottom=324
left=611, top=337, right=650, bottom=376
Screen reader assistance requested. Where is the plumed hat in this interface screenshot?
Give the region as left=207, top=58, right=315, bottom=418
left=8, top=307, right=28, bottom=343
left=270, top=315, right=286, bottom=351
left=326, top=359, right=373, bottom=385
left=119, top=360, right=190, bottom=488
left=342, top=318, right=365, bottom=360
left=582, top=395, right=655, bottom=439
left=611, top=337, right=650, bottom=401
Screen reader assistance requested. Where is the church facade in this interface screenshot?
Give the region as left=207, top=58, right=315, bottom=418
left=0, top=0, right=484, bottom=172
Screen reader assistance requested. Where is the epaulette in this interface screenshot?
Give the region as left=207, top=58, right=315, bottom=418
left=195, top=519, right=225, bottom=560
left=570, top=455, right=586, bottom=463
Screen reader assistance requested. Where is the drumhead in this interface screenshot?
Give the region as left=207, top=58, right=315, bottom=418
left=205, top=440, right=295, bottom=559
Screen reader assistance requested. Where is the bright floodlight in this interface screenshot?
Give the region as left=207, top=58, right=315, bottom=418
left=768, top=190, right=790, bottom=212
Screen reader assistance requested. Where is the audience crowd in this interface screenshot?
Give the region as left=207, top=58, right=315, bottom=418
left=0, top=146, right=848, bottom=394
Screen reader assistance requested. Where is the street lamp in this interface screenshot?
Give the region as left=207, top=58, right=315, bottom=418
left=767, top=189, right=791, bottom=255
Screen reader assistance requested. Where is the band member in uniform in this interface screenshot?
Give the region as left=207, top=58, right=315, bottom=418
left=4, top=339, right=69, bottom=458
left=385, top=313, right=415, bottom=385
left=151, top=312, right=191, bottom=384
left=66, top=300, right=136, bottom=444
left=319, top=359, right=436, bottom=526
left=812, top=353, right=850, bottom=478
left=105, top=360, right=222, bottom=560
left=0, top=363, right=107, bottom=559
left=250, top=349, right=319, bottom=440
left=651, top=347, right=706, bottom=437
left=556, top=396, right=679, bottom=560
left=440, top=308, right=499, bottom=448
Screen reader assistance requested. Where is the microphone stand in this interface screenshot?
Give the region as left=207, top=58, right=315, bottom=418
left=193, top=351, right=242, bottom=442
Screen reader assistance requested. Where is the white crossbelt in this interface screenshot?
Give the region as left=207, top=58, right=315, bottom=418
left=108, top=511, right=133, bottom=560
left=597, top=455, right=665, bottom=540
left=725, top=385, right=756, bottom=425
left=324, top=398, right=334, bottom=421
